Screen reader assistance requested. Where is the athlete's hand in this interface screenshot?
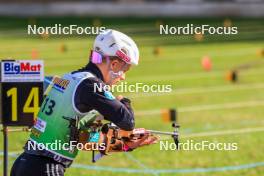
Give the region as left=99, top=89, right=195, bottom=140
left=116, top=95, right=124, bottom=100
left=117, top=95, right=132, bottom=109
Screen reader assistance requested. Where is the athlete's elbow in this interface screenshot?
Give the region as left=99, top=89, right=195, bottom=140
left=125, top=118, right=135, bottom=131
left=116, top=114, right=135, bottom=131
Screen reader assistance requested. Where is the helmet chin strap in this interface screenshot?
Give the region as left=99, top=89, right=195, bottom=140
left=110, top=70, right=124, bottom=79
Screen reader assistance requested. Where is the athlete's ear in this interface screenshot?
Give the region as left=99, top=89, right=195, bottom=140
left=110, top=59, right=120, bottom=72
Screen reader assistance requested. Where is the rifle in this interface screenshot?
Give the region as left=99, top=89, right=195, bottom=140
left=78, top=121, right=180, bottom=162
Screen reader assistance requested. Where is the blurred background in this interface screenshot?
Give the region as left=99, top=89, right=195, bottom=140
left=0, top=0, right=264, bottom=176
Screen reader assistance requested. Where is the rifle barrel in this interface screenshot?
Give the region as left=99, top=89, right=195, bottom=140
left=146, top=130, right=178, bottom=136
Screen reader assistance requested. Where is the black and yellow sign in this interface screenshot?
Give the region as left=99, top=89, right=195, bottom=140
left=161, top=108, right=177, bottom=122
left=1, top=82, right=43, bottom=126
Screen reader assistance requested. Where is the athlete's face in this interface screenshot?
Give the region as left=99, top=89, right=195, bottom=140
left=105, top=59, right=131, bottom=86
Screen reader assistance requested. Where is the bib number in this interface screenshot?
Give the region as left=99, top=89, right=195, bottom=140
left=41, top=98, right=56, bottom=116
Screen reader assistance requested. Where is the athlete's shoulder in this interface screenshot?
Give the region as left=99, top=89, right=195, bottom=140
left=69, top=71, right=95, bottom=80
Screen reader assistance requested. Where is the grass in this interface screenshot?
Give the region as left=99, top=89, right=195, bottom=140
left=0, top=17, right=264, bottom=176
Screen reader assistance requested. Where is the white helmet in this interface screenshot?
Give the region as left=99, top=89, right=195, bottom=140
left=93, top=29, right=139, bottom=65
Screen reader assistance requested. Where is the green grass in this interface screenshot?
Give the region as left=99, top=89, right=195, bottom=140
left=0, top=17, right=264, bottom=176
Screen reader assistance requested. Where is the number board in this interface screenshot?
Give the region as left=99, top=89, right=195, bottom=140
left=0, top=60, right=44, bottom=126
left=1, top=83, right=43, bottom=126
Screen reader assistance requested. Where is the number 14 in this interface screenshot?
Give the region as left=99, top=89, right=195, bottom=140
left=7, top=87, right=40, bottom=121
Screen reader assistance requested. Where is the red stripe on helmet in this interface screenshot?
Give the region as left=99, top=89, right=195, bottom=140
left=116, top=50, right=131, bottom=63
